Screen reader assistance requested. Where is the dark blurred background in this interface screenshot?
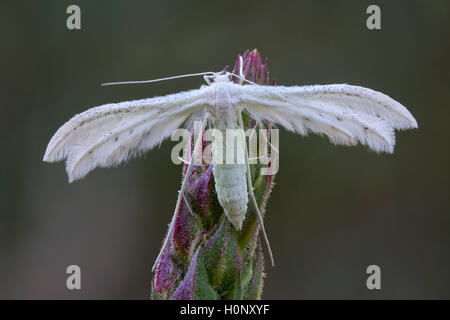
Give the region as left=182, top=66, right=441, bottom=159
left=0, top=0, right=449, bottom=299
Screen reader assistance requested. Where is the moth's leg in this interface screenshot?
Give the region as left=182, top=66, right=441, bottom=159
left=248, top=156, right=265, bottom=161
left=177, top=156, right=208, bottom=167
left=238, top=110, right=275, bottom=267
left=204, top=75, right=212, bottom=86
left=207, top=112, right=214, bottom=129
left=182, top=194, right=194, bottom=216
left=248, top=124, right=257, bottom=141
left=259, top=126, right=279, bottom=155
left=152, top=112, right=211, bottom=272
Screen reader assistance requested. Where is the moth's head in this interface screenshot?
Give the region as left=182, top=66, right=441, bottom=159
left=203, top=72, right=230, bottom=86
left=212, top=73, right=231, bottom=84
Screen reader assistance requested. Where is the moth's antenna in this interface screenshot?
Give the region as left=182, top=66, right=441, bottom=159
left=102, top=71, right=217, bottom=86
left=227, top=71, right=258, bottom=86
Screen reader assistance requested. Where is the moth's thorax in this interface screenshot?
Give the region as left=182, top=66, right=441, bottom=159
left=213, top=80, right=239, bottom=129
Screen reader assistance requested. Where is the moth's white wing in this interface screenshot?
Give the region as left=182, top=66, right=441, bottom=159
left=239, top=84, right=417, bottom=153
left=44, top=87, right=213, bottom=182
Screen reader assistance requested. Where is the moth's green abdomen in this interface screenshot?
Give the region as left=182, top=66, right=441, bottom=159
left=213, top=163, right=248, bottom=230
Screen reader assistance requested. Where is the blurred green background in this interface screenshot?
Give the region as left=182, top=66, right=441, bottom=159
left=0, top=0, right=449, bottom=299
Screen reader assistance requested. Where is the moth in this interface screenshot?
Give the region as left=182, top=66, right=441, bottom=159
left=43, top=59, right=418, bottom=269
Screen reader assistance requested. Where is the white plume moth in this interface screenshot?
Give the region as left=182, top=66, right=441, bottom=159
left=43, top=57, right=418, bottom=269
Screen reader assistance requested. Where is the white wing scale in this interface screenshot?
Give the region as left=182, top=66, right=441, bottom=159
left=239, top=84, right=417, bottom=153
left=44, top=87, right=212, bottom=182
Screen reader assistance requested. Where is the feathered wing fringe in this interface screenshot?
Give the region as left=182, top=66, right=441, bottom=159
left=44, top=88, right=212, bottom=182
left=241, top=84, right=417, bottom=153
